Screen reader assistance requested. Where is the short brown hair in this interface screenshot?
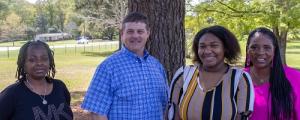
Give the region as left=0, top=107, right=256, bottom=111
left=122, top=12, right=149, bottom=30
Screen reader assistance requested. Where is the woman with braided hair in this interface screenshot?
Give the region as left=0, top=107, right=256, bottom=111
left=0, top=41, right=73, bottom=120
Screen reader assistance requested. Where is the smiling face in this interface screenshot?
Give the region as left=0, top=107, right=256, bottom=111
left=247, top=33, right=275, bottom=69
left=121, top=22, right=150, bottom=56
left=24, top=46, right=50, bottom=80
left=198, top=33, right=225, bottom=69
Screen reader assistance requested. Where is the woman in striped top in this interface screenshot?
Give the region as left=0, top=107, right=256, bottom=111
left=168, top=25, right=255, bottom=120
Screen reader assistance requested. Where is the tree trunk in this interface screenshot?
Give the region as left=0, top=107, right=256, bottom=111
left=272, top=26, right=287, bottom=65
left=128, top=0, right=186, bottom=81
left=118, top=29, right=122, bottom=50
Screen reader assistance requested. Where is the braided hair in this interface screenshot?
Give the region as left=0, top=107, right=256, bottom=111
left=16, top=40, right=56, bottom=82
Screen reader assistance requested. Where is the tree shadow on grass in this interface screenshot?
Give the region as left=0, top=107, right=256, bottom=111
left=287, top=45, right=300, bottom=49
left=286, top=51, right=300, bottom=54
left=81, top=51, right=117, bottom=57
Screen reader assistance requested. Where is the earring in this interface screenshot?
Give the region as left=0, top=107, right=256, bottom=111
left=246, top=55, right=251, bottom=66
left=270, top=60, right=274, bottom=68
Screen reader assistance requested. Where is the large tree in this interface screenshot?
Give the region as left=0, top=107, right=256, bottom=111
left=128, top=0, right=186, bottom=81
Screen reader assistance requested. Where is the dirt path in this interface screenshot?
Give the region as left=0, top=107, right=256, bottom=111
left=71, top=91, right=90, bottom=120
left=72, top=102, right=90, bottom=120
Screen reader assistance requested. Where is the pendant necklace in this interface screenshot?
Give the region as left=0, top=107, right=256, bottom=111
left=26, top=79, right=48, bottom=105
left=250, top=69, right=268, bottom=84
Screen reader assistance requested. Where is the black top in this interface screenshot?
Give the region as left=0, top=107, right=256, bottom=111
left=0, top=79, right=73, bottom=120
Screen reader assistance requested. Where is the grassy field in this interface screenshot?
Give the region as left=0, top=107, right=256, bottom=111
left=0, top=40, right=83, bottom=47
left=0, top=41, right=29, bottom=47
left=0, top=40, right=299, bottom=106
left=1, top=40, right=300, bottom=90
left=0, top=42, right=118, bottom=92
left=0, top=40, right=299, bottom=119
left=0, top=39, right=118, bottom=58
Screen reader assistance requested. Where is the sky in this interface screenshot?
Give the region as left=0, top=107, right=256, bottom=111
left=25, top=0, right=37, bottom=4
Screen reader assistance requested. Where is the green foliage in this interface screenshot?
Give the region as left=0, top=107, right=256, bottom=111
left=0, top=1, right=9, bottom=21
left=25, top=27, right=35, bottom=40
left=35, top=14, right=48, bottom=33
left=185, top=0, right=300, bottom=62
left=35, top=0, right=74, bottom=33
left=75, top=0, right=127, bottom=39
left=100, top=27, right=118, bottom=40
left=0, top=0, right=126, bottom=42
left=187, top=0, right=300, bottom=40
left=10, top=0, right=36, bottom=25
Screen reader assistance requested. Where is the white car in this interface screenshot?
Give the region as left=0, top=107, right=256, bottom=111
left=77, top=37, right=89, bottom=44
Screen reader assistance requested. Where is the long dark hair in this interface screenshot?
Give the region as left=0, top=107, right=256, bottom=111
left=245, top=27, right=294, bottom=120
left=16, top=41, right=56, bottom=82
left=192, top=25, right=241, bottom=65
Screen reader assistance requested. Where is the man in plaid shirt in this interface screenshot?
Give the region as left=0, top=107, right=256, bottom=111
left=81, top=12, right=169, bottom=120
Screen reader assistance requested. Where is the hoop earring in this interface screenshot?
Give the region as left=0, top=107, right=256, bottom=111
left=246, top=55, right=251, bottom=66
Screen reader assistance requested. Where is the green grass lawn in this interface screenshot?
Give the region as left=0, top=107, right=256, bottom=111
left=0, top=39, right=76, bottom=47
left=0, top=41, right=29, bottom=47
left=0, top=44, right=118, bottom=91
left=286, top=41, right=300, bottom=69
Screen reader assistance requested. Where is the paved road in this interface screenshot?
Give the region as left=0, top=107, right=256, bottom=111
left=0, top=41, right=118, bottom=51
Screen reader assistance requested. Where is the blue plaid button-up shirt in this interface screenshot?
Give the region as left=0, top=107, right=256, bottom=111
left=81, top=47, right=169, bottom=120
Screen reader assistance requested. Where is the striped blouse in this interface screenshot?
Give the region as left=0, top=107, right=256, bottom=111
left=169, top=65, right=254, bottom=120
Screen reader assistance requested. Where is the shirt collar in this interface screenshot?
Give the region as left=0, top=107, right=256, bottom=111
left=121, top=46, right=150, bottom=60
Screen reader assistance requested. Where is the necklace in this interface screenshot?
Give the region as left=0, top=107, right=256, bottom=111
left=197, top=65, right=228, bottom=92
left=250, top=69, right=269, bottom=84
left=26, top=79, right=48, bottom=105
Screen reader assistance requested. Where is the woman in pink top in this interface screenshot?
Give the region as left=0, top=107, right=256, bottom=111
left=244, top=27, right=300, bottom=120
